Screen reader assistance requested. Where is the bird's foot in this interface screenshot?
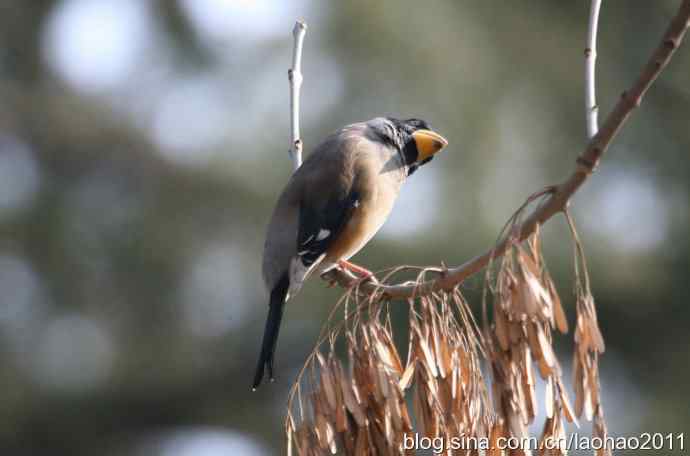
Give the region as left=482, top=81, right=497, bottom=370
left=338, top=260, right=378, bottom=285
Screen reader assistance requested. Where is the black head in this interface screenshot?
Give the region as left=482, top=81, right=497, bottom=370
left=368, top=117, right=448, bottom=176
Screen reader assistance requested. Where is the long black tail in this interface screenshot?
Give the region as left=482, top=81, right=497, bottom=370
left=252, top=273, right=290, bottom=390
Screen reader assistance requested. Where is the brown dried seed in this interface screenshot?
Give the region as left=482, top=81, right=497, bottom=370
left=526, top=322, right=543, bottom=359
left=523, top=374, right=537, bottom=424
left=439, top=375, right=453, bottom=415
left=574, top=313, right=585, bottom=345
left=536, top=326, right=556, bottom=368
left=372, top=421, right=391, bottom=456
left=373, top=326, right=404, bottom=374
left=594, top=415, right=611, bottom=456
left=507, top=408, right=528, bottom=439
left=354, top=427, right=369, bottom=456
left=518, top=243, right=541, bottom=278
left=513, top=370, right=529, bottom=425
left=494, top=305, right=511, bottom=351
left=537, top=356, right=552, bottom=380
left=529, top=228, right=541, bottom=262
left=318, top=358, right=337, bottom=413
left=509, top=320, right=524, bottom=345
left=523, top=343, right=534, bottom=385
left=316, top=412, right=336, bottom=454
left=340, top=378, right=366, bottom=427
left=588, top=316, right=606, bottom=354
left=548, top=280, right=568, bottom=334
left=510, top=279, right=528, bottom=318
left=522, top=269, right=551, bottom=314
left=287, top=421, right=294, bottom=456
left=383, top=407, right=394, bottom=448
left=558, top=381, right=579, bottom=426
left=324, top=421, right=338, bottom=454
left=572, top=352, right=582, bottom=388
left=522, top=349, right=537, bottom=424
left=387, top=393, right=403, bottom=432
left=412, top=382, right=427, bottom=438
left=376, top=365, right=391, bottom=399
left=458, top=347, right=471, bottom=389
left=332, top=362, right=348, bottom=433
left=430, top=311, right=446, bottom=379
left=416, top=330, right=438, bottom=378
left=400, top=399, right=413, bottom=431
left=589, top=365, right=600, bottom=409
left=488, top=421, right=504, bottom=456
left=574, top=380, right=584, bottom=419
left=399, top=359, right=416, bottom=390
left=295, top=425, right=312, bottom=456
left=437, top=331, right=453, bottom=379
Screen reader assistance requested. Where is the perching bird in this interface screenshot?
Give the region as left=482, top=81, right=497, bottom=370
left=253, top=117, right=448, bottom=390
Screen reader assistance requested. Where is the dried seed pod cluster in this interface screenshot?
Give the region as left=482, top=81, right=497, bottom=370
left=287, top=301, right=414, bottom=456
left=407, top=292, right=490, bottom=448
left=487, top=231, right=576, bottom=456
left=568, top=212, right=610, bottom=456
left=287, top=285, right=495, bottom=456
left=286, top=216, right=608, bottom=456
left=572, top=292, right=605, bottom=422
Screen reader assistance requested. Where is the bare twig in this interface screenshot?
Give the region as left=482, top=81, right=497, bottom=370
left=289, top=21, right=307, bottom=171
left=324, top=0, right=690, bottom=300
left=585, top=0, right=603, bottom=138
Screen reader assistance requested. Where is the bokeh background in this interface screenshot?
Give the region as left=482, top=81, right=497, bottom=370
left=1, top=0, right=689, bottom=455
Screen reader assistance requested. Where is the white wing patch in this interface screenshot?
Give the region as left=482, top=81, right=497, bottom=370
left=316, top=229, right=331, bottom=241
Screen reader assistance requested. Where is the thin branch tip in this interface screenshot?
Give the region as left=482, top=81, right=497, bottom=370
left=585, top=0, right=602, bottom=139
left=323, top=0, right=690, bottom=300
left=288, top=19, right=307, bottom=171
left=293, top=20, right=308, bottom=32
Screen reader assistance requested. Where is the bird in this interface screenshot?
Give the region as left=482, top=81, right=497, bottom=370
left=252, top=117, right=448, bottom=390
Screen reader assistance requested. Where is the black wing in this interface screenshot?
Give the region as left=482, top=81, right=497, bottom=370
left=296, top=190, right=360, bottom=267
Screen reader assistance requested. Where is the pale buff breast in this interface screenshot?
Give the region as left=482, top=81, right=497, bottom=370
left=323, top=165, right=403, bottom=264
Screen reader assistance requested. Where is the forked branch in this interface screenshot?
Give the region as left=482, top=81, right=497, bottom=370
left=324, top=0, right=690, bottom=300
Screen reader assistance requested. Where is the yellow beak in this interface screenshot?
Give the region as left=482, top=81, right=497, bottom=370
left=412, top=129, right=448, bottom=162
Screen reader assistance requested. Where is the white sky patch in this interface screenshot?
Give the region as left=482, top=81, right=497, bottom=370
left=180, top=0, right=314, bottom=45
left=577, top=168, right=670, bottom=252
left=231, top=52, right=345, bottom=162
left=147, top=427, right=270, bottom=456
left=42, top=0, right=153, bottom=93
left=148, top=52, right=345, bottom=170
left=479, top=85, right=552, bottom=229
left=0, top=254, right=49, bottom=350
left=179, top=241, right=252, bottom=339
left=151, top=74, right=231, bottom=165
left=380, top=167, right=441, bottom=239
left=0, top=136, right=41, bottom=219
left=32, top=315, right=116, bottom=392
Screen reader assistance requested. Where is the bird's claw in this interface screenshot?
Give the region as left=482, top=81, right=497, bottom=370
left=351, top=272, right=378, bottom=287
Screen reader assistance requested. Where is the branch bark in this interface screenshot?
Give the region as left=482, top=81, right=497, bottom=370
left=324, top=0, right=690, bottom=299
left=585, top=0, right=603, bottom=138
left=289, top=21, right=307, bottom=170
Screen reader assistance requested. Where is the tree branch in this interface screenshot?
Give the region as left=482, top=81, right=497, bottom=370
left=585, top=0, right=603, bottom=138
left=288, top=21, right=307, bottom=171
left=324, top=0, right=690, bottom=299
